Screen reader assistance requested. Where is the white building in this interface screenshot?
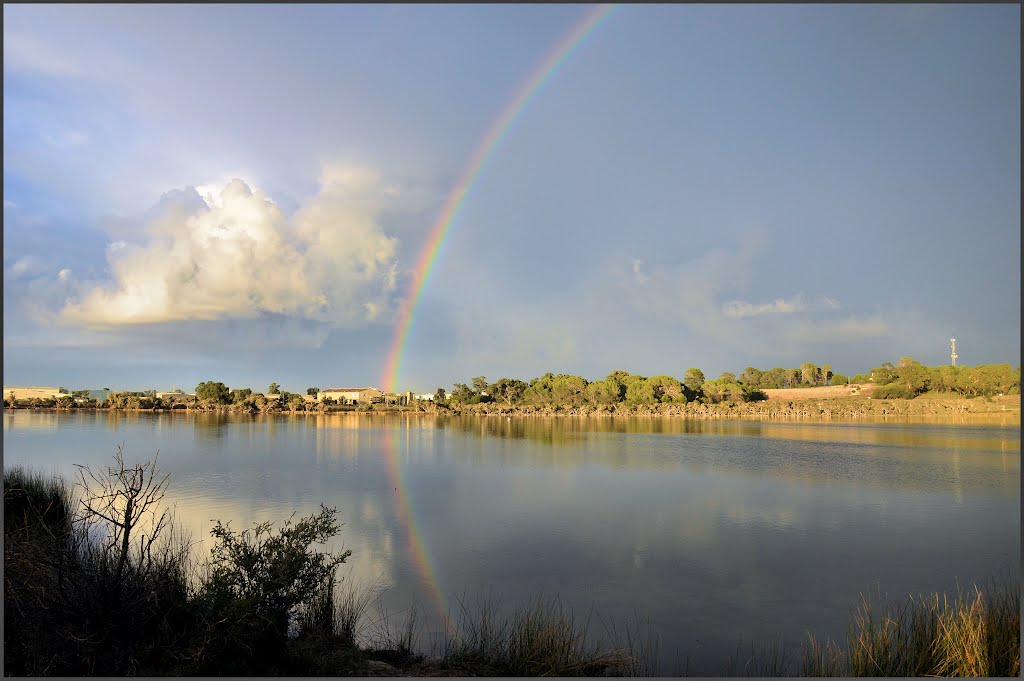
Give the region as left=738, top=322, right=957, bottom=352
left=318, top=387, right=384, bottom=404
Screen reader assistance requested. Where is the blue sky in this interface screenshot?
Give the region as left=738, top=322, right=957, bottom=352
left=3, top=4, right=1019, bottom=393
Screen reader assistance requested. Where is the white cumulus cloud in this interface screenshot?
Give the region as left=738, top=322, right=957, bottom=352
left=59, top=167, right=400, bottom=329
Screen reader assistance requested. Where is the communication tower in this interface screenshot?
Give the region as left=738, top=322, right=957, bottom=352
left=950, top=338, right=958, bottom=367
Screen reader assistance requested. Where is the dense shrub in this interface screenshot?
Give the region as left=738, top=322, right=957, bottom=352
left=872, top=382, right=916, bottom=400
left=187, top=507, right=351, bottom=674
left=744, top=388, right=769, bottom=402
left=5, top=454, right=352, bottom=676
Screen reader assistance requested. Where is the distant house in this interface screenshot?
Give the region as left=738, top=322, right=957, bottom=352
left=263, top=393, right=282, bottom=402
left=415, top=393, right=435, bottom=401
left=318, top=387, right=383, bottom=404
left=4, top=386, right=71, bottom=401
left=156, top=389, right=194, bottom=400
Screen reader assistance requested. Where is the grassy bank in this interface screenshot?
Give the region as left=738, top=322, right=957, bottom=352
left=5, top=458, right=1019, bottom=676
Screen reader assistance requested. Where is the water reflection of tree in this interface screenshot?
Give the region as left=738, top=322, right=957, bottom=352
left=82, top=410, right=1019, bottom=498
left=431, top=416, right=1017, bottom=497
left=444, top=415, right=769, bottom=445
left=194, top=413, right=230, bottom=441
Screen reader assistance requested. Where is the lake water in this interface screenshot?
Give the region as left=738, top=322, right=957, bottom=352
left=3, top=411, right=1019, bottom=674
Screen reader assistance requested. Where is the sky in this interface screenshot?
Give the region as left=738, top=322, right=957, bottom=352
left=3, top=4, right=1020, bottom=394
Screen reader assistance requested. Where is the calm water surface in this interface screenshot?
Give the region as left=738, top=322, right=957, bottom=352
left=3, top=411, right=1019, bottom=674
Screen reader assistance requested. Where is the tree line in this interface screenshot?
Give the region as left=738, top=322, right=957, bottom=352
left=864, top=357, right=1019, bottom=399
left=441, top=368, right=769, bottom=407
left=189, top=382, right=324, bottom=411
left=436, top=359, right=1020, bottom=408
left=3, top=358, right=1019, bottom=412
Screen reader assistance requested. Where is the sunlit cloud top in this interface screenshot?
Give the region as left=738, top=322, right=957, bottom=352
left=60, top=169, right=399, bottom=329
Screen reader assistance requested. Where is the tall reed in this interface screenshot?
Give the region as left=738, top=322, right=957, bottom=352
left=801, top=579, right=1020, bottom=677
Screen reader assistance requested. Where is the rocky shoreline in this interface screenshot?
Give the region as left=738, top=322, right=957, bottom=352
left=7, top=395, right=1019, bottom=424
left=427, top=395, right=1021, bottom=422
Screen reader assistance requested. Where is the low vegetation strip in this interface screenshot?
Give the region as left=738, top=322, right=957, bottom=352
left=5, top=454, right=1019, bottom=676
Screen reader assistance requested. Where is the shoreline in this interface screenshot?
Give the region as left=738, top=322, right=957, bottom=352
left=5, top=394, right=1019, bottom=426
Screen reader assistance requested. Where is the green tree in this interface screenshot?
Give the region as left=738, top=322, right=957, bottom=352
left=822, top=364, right=833, bottom=385
left=647, top=375, right=685, bottom=403
left=702, top=378, right=745, bottom=404
left=739, top=367, right=762, bottom=388
left=268, top=382, right=280, bottom=395
left=471, top=376, right=489, bottom=395
left=830, top=373, right=850, bottom=386
left=976, top=364, right=1015, bottom=395
left=585, top=379, right=622, bottom=405
left=931, top=365, right=961, bottom=393
left=800, top=363, right=820, bottom=386
left=602, top=371, right=631, bottom=402
left=433, top=387, right=447, bottom=403
left=230, top=387, right=253, bottom=404
left=196, top=381, right=231, bottom=404
left=624, top=380, right=656, bottom=405
left=897, top=362, right=931, bottom=396
left=450, top=383, right=474, bottom=404
left=783, top=368, right=800, bottom=388
left=871, top=363, right=898, bottom=385
left=306, top=387, right=319, bottom=397
left=551, top=374, right=588, bottom=406
left=683, top=368, right=705, bottom=394
left=523, top=373, right=555, bottom=405
left=761, top=368, right=786, bottom=389
left=490, top=378, right=527, bottom=405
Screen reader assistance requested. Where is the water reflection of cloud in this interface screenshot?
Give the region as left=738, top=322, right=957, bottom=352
left=164, top=486, right=399, bottom=597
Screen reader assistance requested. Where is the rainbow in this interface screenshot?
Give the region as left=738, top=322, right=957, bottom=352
left=379, top=423, right=452, bottom=630
left=381, top=4, right=617, bottom=392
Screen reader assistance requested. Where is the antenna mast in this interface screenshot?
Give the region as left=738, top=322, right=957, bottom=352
left=950, top=338, right=958, bottom=367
